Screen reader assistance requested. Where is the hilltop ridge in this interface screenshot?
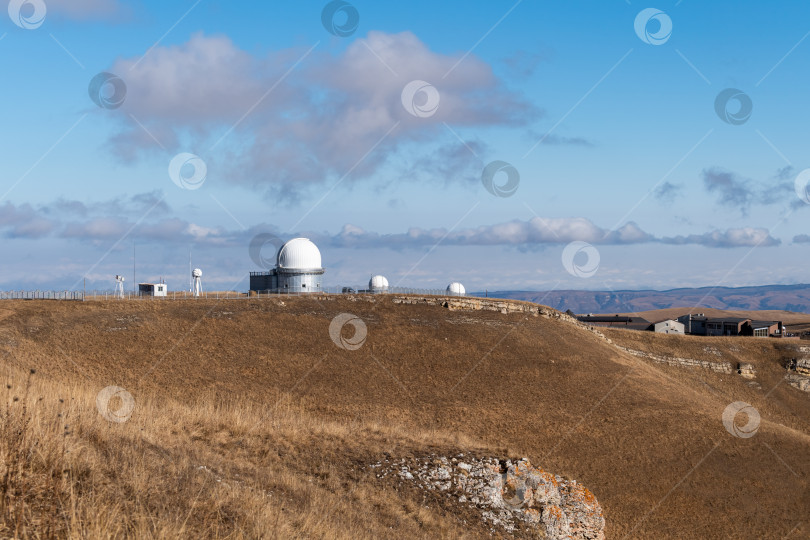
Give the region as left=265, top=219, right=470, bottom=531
left=0, top=294, right=808, bottom=538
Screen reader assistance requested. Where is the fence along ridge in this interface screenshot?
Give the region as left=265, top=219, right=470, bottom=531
left=0, top=285, right=458, bottom=301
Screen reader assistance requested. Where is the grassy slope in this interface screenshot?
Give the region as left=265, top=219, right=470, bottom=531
left=1, top=296, right=808, bottom=539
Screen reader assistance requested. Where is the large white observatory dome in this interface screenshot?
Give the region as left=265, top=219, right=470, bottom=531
left=446, top=282, right=466, bottom=296
left=369, top=275, right=389, bottom=292
left=277, top=238, right=322, bottom=270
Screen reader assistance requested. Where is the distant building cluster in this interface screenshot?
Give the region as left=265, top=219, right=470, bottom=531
left=248, top=238, right=465, bottom=296
left=677, top=314, right=790, bottom=338
left=576, top=313, right=793, bottom=339
left=131, top=237, right=465, bottom=297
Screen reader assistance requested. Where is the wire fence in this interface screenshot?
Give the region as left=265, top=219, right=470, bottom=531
left=0, top=286, right=469, bottom=301
left=0, top=290, right=86, bottom=300
left=86, top=290, right=248, bottom=300
left=249, top=286, right=457, bottom=296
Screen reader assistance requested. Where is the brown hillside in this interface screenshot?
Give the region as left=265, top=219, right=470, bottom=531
left=1, top=296, right=808, bottom=538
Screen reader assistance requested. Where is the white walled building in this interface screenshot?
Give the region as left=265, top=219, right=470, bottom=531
left=138, top=283, right=167, bottom=297
left=653, top=319, right=685, bottom=334
left=249, top=238, right=324, bottom=293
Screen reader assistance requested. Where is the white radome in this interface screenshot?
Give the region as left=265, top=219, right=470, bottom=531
left=277, top=238, right=322, bottom=270
left=369, top=275, right=389, bottom=291
left=446, top=282, right=465, bottom=296
left=192, top=268, right=202, bottom=278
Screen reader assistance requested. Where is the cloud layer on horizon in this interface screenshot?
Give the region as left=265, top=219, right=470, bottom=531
left=326, top=219, right=780, bottom=249
left=0, top=196, right=781, bottom=250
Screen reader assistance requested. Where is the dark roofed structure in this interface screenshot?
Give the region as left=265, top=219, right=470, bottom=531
left=576, top=315, right=653, bottom=331
left=677, top=313, right=708, bottom=335
left=706, top=317, right=750, bottom=336
left=743, top=320, right=783, bottom=337
left=578, top=314, right=788, bottom=338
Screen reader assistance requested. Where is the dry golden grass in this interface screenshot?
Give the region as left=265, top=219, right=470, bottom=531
left=0, top=295, right=808, bottom=538
left=0, top=364, right=497, bottom=539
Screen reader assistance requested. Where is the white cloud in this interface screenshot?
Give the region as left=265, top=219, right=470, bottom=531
left=112, top=34, right=270, bottom=126
left=107, top=31, right=537, bottom=197
left=62, top=217, right=128, bottom=240
left=185, top=223, right=221, bottom=241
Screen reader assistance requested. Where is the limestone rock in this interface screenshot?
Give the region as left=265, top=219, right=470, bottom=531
left=385, top=454, right=605, bottom=539
left=784, top=358, right=810, bottom=392
left=786, top=373, right=810, bottom=392
left=389, top=294, right=611, bottom=343
left=737, top=362, right=756, bottom=379
left=618, top=346, right=733, bottom=374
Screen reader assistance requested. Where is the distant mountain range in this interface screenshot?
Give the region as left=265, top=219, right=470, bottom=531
left=485, top=284, right=810, bottom=315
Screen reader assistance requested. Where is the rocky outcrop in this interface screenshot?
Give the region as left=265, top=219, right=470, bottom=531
left=795, top=358, right=810, bottom=377
left=784, top=358, right=810, bottom=392
left=389, top=296, right=611, bottom=342
left=786, top=373, right=810, bottom=392
left=737, top=362, right=756, bottom=379
left=392, top=295, right=547, bottom=316
left=375, top=454, right=605, bottom=539
left=617, top=346, right=733, bottom=374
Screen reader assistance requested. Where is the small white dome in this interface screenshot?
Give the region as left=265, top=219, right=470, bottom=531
left=446, top=282, right=465, bottom=296
left=192, top=268, right=202, bottom=277
left=277, top=238, right=322, bottom=270
left=369, top=275, right=389, bottom=290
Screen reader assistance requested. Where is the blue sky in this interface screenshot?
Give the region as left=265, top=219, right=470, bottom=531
left=1, top=0, right=809, bottom=292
